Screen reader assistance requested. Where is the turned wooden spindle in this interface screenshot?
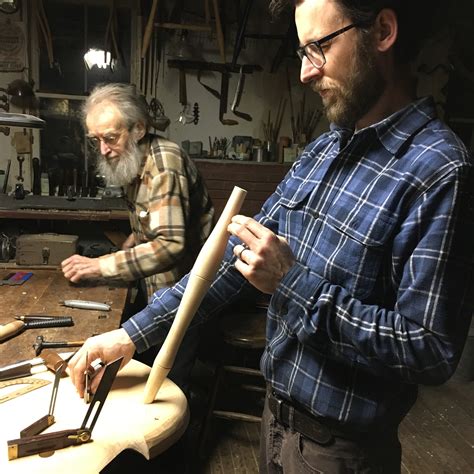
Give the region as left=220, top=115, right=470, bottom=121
left=143, top=186, right=247, bottom=403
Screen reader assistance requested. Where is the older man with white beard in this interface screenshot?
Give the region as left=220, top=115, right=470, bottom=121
left=61, top=82, right=214, bottom=390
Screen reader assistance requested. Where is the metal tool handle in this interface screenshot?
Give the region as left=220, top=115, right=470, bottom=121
left=60, top=300, right=111, bottom=311
left=8, top=428, right=91, bottom=460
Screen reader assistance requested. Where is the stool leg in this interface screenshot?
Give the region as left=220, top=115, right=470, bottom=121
left=197, top=361, right=224, bottom=459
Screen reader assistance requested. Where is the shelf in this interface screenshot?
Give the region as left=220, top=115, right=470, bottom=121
left=0, top=195, right=129, bottom=221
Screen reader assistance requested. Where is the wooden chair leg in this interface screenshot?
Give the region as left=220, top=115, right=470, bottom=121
left=197, top=362, right=224, bottom=459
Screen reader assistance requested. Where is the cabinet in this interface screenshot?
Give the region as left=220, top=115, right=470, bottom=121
left=195, top=160, right=291, bottom=217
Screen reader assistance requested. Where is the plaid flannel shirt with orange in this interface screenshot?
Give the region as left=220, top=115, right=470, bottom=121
left=99, top=136, right=214, bottom=298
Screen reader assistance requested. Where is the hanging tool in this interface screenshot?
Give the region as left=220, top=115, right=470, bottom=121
left=231, top=66, right=252, bottom=121
left=219, top=72, right=238, bottom=126
left=60, top=299, right=111, bottom=311
left=7, top=357, right=122, bottom=460
left=177, top=69, right=193, bottom=125
left=0, top=317, right=74, bottom=343
left=33, top=335, right=85, bottom=356
left=104, top=0, right=121, bottom=65
left=141, top=0, right=158, bottom=58
left=19, top=359, right=68, bottom=438
left=32, top=157, right=41, bottom=195
left=37, top=0, right=55, bottom=69
left=197, top=69, right=220, bottom=100
left=16, top=155, right=24, bottom=182
left=2, top=159, right=10, bottom=194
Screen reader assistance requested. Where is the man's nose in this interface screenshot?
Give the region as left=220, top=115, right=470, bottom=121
left=300, top=57, right=322, bottom=84
left=99, top=139, right=111, bottom=155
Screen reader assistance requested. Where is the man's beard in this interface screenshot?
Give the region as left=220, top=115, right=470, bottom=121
left=95, top=139, right=143, bottom=187
left=313, top=33, right=385, bottom=128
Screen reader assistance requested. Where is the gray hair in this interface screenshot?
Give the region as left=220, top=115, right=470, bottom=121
left=83, top=83, right=151, bottom=131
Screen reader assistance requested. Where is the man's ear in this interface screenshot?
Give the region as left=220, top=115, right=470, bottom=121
left=374, top=8, right=398, bottom=53
left=133, top=121, right=146, bottom=141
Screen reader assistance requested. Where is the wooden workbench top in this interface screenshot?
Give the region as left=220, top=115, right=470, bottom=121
left=0, top=268, right=129, bottom=365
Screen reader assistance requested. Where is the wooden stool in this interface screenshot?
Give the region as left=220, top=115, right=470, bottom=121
left=198, top=307, right=266, bottom=457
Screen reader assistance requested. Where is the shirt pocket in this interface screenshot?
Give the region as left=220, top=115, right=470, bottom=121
left=135, top=207, right=154, bottom=240
left=310, top=194, right=397, bottom=300
left=279, top=186, right=319, bottom=247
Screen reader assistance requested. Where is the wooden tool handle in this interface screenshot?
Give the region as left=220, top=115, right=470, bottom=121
left=41, top=349, right=66, bottom=372
left=143, top=186, right=247, bottom=403
left=0, top=320, right=25, bottom=342
left=141, top=0, right=158, bottom=58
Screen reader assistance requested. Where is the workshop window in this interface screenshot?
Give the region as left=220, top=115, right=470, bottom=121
left=34, top=0, right=136, bottom=191
left=37, top=0, right=133, bottom=95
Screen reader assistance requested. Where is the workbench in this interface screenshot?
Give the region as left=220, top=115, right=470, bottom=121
left=0, top=267, right=189, bottom=472
left=0, top=267, right=129, bottom=364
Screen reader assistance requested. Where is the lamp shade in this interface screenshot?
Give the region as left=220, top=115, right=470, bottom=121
left=0, top=111, right=45, bottom=128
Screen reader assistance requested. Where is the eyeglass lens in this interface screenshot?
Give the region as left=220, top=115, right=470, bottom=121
left=88, top=134, right=120, bottom=149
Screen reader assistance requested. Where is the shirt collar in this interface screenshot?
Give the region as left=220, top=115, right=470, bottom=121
left=369, top=96, right=437, bottom=155
left=330, top=97, right=438, bottom=155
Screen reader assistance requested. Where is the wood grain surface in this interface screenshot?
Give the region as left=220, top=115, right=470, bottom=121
left=0, top=359, right=189, bottom=473
left=0, top=267, right=129, bottom=365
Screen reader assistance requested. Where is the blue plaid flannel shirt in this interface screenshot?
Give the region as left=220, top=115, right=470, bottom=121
left=124, top=97, right=474, bottom=430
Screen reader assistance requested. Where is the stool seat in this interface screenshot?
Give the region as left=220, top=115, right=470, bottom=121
left=220, top=310, right=266, bottom=348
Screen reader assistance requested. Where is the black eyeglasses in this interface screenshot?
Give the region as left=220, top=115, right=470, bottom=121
left=296, top=23, right=359, bottom=70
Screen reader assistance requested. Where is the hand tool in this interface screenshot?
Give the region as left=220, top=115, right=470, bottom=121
left=230, top=66, right=252, bottom=121
left=33, top=335, right=85, bottom=356
left=0, top=349, right=66, bottom=381
left=32, top=157, right=41, bottom=195
left=0, top=378, right=50, bottom=404
left=15, top=315, right=73, bottom=323
left=0, top=316, right=74, bottom=343
left=197, top=69, right=221, bottom=100
left=84, top=353, right=105, bottom=404
left=60, top=299, right=111, bottom=311
left=7, top=357, right=123, bottom=460
left=2, top=159, right=10, bottom=193
left=16, top=155, right=24, bottom=182
left=19, top=359, right=68, bottom=438
left=218, top=72, right=238, bottom=126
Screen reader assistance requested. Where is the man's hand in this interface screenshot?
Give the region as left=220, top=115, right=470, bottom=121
left=121, top=233, right=136, bottom=250
left=61, top=254, right=102, bottom=283
left=67, top=328, right=136, bottom=398
left=228, top=215, right=295, bottom=294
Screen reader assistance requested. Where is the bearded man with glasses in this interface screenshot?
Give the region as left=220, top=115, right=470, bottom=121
left=62, top=83, right=214, bottom=392
left=69, top=2, right=473, bottom=472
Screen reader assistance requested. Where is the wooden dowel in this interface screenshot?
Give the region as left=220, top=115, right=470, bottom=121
left=143, top=186, right=247, bottom=403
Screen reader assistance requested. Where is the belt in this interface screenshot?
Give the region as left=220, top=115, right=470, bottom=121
left=268, top=392, right=363, bottom=445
